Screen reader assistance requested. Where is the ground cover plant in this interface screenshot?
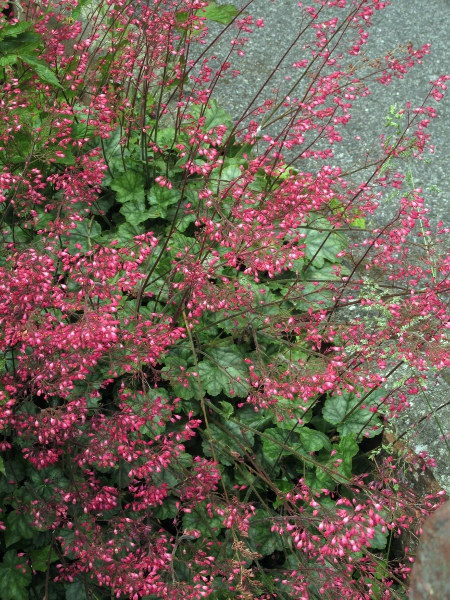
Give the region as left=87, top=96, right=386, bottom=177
left=0, top=0, right=449, bottom=598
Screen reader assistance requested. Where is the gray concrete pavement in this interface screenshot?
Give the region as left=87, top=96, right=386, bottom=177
left=204, top=0, right=450, bottom=492
left=206, top=0, right=450, bottom=222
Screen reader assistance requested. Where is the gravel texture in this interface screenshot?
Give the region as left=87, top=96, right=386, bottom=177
left=203, top=0, right=450, bottom=491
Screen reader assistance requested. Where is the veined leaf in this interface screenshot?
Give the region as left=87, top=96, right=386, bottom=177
left=0, top=31, right=40, bottom=55
left=199, top=345, right=249, bottom=397
left=303, top=218, right=347, bottom=268
left=62, top=219, right=102, bottom=253
left=0, top=54, right=17, bottom=67
left=111, top=171, right=145, bottom=204
left=0, top=21, right=31, bottom=41
left=262, top=428, right=299, bottom=466
left=198, top=1, right=240, bottom=25
left=120, top=197, right=158, bottom=226
left=64, top=579, right=88, bottom=600
left=182, top=502, right=224, bottom=536
left=0, top=550, right=31, bottom=600
left=248, top=509, right=284, bottom=556
left=5, top=511, right=36, bottom=547
left=20, top=55, right=62, bottom=87
left=30, top=546, right=58, bottom=572
left=115, top=221, right=145, bottom=246
left=202, top=421, right=253, bottom=466
left=322, top=392, right=382, bottom=439
left=189, top=99, right=233, bottom=132
left=147, top=185, right=181, bottom=219
left=298, top=427, right=331, bottom=452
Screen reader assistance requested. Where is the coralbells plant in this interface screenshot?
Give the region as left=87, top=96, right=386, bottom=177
left=0, top=0, right=449, bottom=598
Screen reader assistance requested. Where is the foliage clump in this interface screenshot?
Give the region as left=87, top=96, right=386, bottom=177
left=0, top=0, right=448, bottom=598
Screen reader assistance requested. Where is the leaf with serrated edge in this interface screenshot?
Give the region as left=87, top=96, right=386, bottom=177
left=0, top=551, right=31, bottom=600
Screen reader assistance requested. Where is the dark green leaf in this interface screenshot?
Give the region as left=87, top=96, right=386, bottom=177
left=161, top=356, right=200, bottom=401
left=182, top=502, right=224, bottom=537
left=65, top=579, right=88, bottom=600
left=29, top=467, right=69, bottom=502
left=0, top=550, right=31, bottom=600
left=62, top=219, right=102, bottom=253
left=199, top=345, right=248, bottom=397
left=248, top=509, right=284, bottom=556
left=152, top=496, right=179, bottom=520
left=261, top=428, right=307, bottom=472
left=322, top=393, right=382, bottom=438
left=0, top=31, right=40, bottom=56
left=5, top=511, right=36, bottom=547
left=202, top=421, right=253, bottom=466
left=115, top=221, right=145, bottom=246
left=30, top=546, right=57, bottom=572
left=368, top=525, right=388, bottom=550
left=303, top=219, right=346, bottom=268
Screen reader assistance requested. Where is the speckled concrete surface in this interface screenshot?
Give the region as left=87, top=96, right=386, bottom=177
left=204, top=0, right=450, bottom=491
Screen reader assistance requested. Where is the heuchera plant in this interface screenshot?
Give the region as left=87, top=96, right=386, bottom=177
left=0, top=0, right=449, bottom=598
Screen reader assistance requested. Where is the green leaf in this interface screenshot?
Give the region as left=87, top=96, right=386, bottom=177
left=64, top=579, right=88, bottom=600
left=46, top=145, right=76, bottom=165
left=298, top=427, right=331, bottom=452
left=199, top=1, right=240, bottom=25
left=322, top=393, right=382, bottom=438
left=0, top=31, right=40, bottom=56
left=30, top=546, right=57, bottom=572
left=147, top=186, right=181, bottom=219
left=111, top=171, right=145, bottom=204
left=368, top=525, right=388, bottom=550
left=70, top=0, right=92, bottom=19
left=0, top=550, right=31, bottom=600
left=0, top=456, right=5, bottom=476
left=199, top=345, right=248, bottom=397
left=0, top=22, right=31, bottom=41
left=218, top=401, right=234, bottom=418
left=261, top=428, right=307, bottom=473
left=120, top=197, right=157, bottom=226
left=151, top=496, right=179, bottom=520
left=161, top=356, right=200, bottom=403
left=29, top=467, right=69, bottom=502
left=20, top=55, right=61, bottom=87
left=182, top=502, right=224, bottom=537
left=0, top=54, right=17, bottom=67
left=338, top=433, right=359, bottom=460
left=271, top=396, right=313, bottom=428
left=335, top=433, right=359, bottom=479
left=62, top=219, right=102, bottom=253
left=71, top=122, right=96, bottom=140
left=303, top=219, right=346, bottom=268
left=115, top=221, right=145, bottom=246
left=5, top=511, right=36, bottom=547
left=202, top=421, right=253, bottom=466
left=248, top=509, right=284, bottom=556
left=272, top=477, right=296, bottom=508
left=190, top=99, right=233, bottom=132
